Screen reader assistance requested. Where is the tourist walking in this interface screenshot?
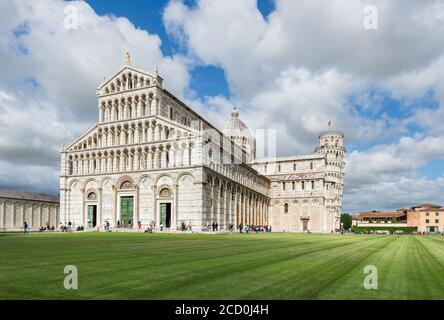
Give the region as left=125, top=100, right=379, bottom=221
left=23, top=221, right=29, bottom=234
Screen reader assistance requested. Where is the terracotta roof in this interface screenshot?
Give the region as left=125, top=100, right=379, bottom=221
left=353, top=211, right=406, bottom=219
left=0, top=189, right=59, bottom=203
left=411, top=203, right=442, bottom=209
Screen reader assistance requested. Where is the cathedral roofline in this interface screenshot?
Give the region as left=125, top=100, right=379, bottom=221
left=253, top=154, right=324, bottom=164
left=0, top=188, right=59, bottom=203
left=162, top=89, right=237, bottom=143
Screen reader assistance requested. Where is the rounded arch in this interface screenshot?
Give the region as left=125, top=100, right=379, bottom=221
left=99, top=176, right=114, bottom=188
left=68, top=179, right=81, bottom=190
left=176, top=172, right=195, bottom=185
left=116, top=175, right=135, bottom=189
left=85, top=189, right=98, bottom=201
left=137, top=174, right=153, bottom=186
left=155, top=173, right=174, bottom=186
left=284, top=203, right=289, bottom=213
left=158, top=185, right=173, bottom=197
left=84, top=178, right=99, bottom=190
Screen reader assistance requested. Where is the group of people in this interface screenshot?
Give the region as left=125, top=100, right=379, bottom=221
left=238, top=224, right=272, bottom=234
left=180, top=221, right=193, bottom=231
left=22, top=220, right=273, bottom=234
left=39, top=225, right=55, bottom=232
left=22, top=221, right=57, bottom=234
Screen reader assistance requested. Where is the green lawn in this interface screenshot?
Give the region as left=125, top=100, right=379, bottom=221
left=1, top=232, right=444, bottom=299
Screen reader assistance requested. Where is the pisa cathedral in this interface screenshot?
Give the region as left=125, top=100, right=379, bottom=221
left=59, top=54, right=346, bottom=233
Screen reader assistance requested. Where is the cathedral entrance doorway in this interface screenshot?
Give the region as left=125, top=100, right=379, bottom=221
left=120, top=196, right=134, bottom=228
left=301, top=215, right=310, bottom=232
left=159, top=203, right=171, bottom=229
left=302, top=220, right=308, bottom=231
left=87, top=205, right=97, bottom=228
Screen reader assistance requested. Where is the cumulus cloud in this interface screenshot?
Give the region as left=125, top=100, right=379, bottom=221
left=0, top=0, right=190, bottom=193
left=164, top=0, right=444, bottom=211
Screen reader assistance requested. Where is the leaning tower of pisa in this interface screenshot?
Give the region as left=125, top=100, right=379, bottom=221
left=315, top=131, right=346, bottom=230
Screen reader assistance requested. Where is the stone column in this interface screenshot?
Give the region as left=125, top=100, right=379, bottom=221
left=79, top=189, right=85, bottom=226
left=134, top=186, right=139, bottom=230
left=241, top=192, right=246, bottom=225
left=20, top=203, right=24, bottom=229
left=39, top=204, right=43, bottom=228
left=234, top=191, right=238, bottom=228
left=173, top=184, right=179, bottom=230
left=30, top=205, right=35, bottom=228
left=98, top=187, right=103, bottom=229
left=152, top=96, right=158, bottom=115
left=0, top=201, right=4, bottom=230
left=12, top=203, right=17, bottom=229
left=137, top=100, right=143, bottom=117
left=147, top=126, right=152, bottom=142
left=152, top=185, right=157, bottom=229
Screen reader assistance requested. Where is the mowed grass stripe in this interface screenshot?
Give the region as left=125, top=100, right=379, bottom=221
left=0, top=233, right=443, bottom=299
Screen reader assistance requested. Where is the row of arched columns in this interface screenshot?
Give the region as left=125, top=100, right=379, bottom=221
left=73, top=120, right=191, bottom=151
left=207, top=175, right=270, bottom=229
left=101, top=71, right=152, bottom=95
left=99, top=93, right=158, bottom=123
left=208, top=162, right=270, bottom=198
left=67, top=142, right=194, bottom=176
left=0, top=200, right=59, bottom=229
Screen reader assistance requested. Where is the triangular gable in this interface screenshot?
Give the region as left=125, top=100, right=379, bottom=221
left=97, top=65, right=162, bottom=90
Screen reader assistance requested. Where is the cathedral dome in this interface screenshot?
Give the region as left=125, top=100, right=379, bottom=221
left=222, top=107, right=252, bottom=139
left=222, top=107, right=256, bottom=162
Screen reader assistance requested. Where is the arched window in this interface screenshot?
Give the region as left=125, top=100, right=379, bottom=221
left=120, top=181, right=133, bottom=189
left=310, top=162, right=314, bottom=170
left=159, top=188, right=172, bottom=198
left=87, top=192, right=97, bottom=200
left=284, top=203, right=289, bottom=213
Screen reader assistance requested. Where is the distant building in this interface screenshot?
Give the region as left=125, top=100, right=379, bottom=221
left=353, top=203, right=444, bottom=233
left=407, top=204, right=444, bottom=233
left=0, top=189, right=59, bottom=230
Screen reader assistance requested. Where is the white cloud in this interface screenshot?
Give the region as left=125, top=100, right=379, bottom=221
left=0, top=0, right=191, bottom=192
left=344, top=135, right=444, bottom=211
left=164, top=0, right=444, bottom=210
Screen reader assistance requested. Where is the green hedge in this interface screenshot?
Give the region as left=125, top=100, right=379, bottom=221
left=352, top=226, right=417, bottom=234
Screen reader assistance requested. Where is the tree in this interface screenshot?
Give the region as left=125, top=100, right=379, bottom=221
left=340, top=213, right=352, bottom=230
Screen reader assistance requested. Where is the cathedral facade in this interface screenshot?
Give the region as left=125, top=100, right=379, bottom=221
left=59, top=54, right=345, bottom=233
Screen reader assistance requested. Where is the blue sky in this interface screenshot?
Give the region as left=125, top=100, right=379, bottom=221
left=86, top=0, right=276, bottom=99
